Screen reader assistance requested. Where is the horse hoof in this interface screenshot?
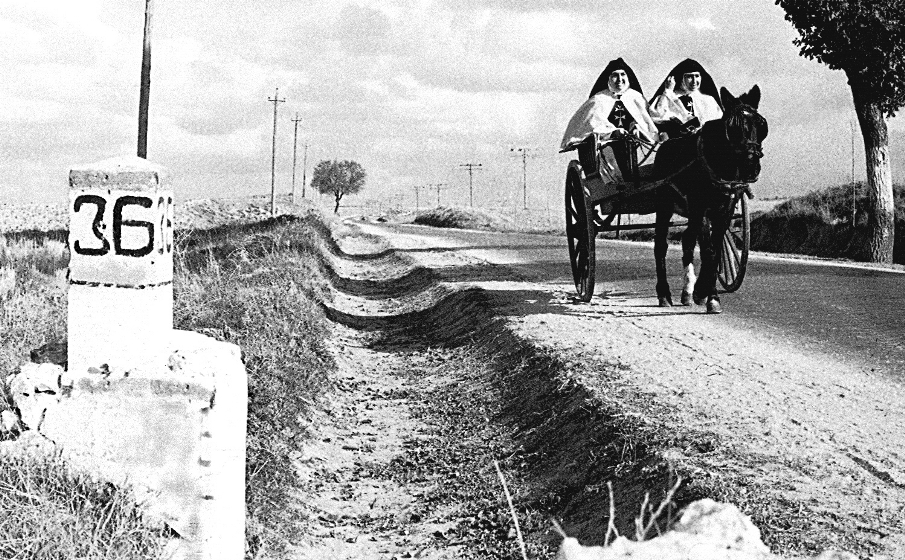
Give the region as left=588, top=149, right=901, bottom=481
left=706, top=299, right=722, bottom=314
left=658, top=297, right=673, bottom=307
left=681, top=291, right=693, bottom=306
left=693, top=293, right=707, bottom=306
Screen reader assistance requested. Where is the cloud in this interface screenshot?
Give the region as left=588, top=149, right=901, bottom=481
left=687, top=17, right=716, bottom=30
left=1, top=0, right=901, bottom=204
left=334, top=4, right=393, bottom=55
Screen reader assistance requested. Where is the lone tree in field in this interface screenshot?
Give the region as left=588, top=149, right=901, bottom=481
left=311, top=159, right=366, bottom=214
left=775, top=1, right=905, bottom=263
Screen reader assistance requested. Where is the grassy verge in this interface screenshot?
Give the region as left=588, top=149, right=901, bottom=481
left=174, top=215, right=336, bottom=558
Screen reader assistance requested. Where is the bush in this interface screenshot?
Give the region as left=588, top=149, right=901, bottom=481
left=750, top=183, right=905, bottom=263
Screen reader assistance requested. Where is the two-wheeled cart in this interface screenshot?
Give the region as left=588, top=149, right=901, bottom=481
left=563, top=133, right=750, bottom=302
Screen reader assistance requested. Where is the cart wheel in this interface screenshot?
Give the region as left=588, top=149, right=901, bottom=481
left=565, top=167, right=595, bottom=301
left=717, top=192, right=749, bottom=292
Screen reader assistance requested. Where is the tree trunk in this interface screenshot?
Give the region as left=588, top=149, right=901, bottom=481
left=334, top=192, right=342, bottom=214
left=850, top=84, right=894, bottom=263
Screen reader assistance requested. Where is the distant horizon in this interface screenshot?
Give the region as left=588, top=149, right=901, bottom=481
left=1, top=1, right=902, bottom=207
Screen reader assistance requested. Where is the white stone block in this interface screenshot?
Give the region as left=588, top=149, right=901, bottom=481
left=38, top=330, right=246, bottom=560
left=67, top=283, right=172, bottom=375
left=67, top=156, right=174, bottom=375
left=68, top=156, right=173, bottom=287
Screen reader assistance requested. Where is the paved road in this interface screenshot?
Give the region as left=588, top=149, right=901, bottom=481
left=369, top=222, right=905, bottom=383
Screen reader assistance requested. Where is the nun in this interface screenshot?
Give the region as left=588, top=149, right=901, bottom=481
left=649, top=58, right=723, bottom=137
left=560, top=58, right=659, bottom=151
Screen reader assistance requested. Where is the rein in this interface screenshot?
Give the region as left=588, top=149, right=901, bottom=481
left=696, top=136, right=746, bottom=188
left=629, top=120, right=759, bottom=192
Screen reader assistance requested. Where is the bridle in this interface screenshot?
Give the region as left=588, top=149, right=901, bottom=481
left=697, top=103, right=766, bottom=186
left=724, top=103, right=767, bottom=159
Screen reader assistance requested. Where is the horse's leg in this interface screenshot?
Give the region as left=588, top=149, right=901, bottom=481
left=654, top=188, right=673, bottom=307
left=694, top=206, right=729, bottom=314
left=680, top=208, right=703, bottom=306
left=693, top=209, right=717, bottom=310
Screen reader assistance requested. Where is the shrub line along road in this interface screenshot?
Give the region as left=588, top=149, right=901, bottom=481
left=352, top=220, right=905, bottom=558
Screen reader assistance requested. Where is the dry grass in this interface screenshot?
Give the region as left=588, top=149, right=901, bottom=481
left=413, top=205, right=561, bottom=233
left=0, top=451, right=167, bottom=559
left=174, top=215, right=336, bottom=559
left=0, top=236, right=68, bottom=432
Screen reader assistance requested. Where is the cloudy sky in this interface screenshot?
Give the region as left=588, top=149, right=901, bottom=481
left=1, top=0, right=903, bottom=208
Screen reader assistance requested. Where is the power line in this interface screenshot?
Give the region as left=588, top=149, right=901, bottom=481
left=268, top=88, right=286, bottom=217
left=458, top=163, right=482, bottom=207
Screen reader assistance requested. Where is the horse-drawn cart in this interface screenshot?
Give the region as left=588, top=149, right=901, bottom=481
left=563, top=133, right=751, bottom=302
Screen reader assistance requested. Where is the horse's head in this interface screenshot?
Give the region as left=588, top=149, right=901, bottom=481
left=718, top=85, right=768, bottom=183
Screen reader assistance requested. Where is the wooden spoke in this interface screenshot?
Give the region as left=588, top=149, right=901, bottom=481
left=717, top=193, right=750, bottom=293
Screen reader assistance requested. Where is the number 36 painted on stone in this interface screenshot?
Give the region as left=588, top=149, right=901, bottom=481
left=72, top=194, right=174, bottom=258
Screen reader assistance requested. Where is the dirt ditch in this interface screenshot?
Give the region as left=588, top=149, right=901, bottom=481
left=293, top=221, right=894, bottom=559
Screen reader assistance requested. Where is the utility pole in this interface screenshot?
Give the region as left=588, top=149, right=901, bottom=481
left=290, top=113, right=302, bottom=205
left=302, top=143, right=309, bottom=199
left=414, top=184, right=420, bottom=210
left=458, top=163, right=482, bottom=207
left=137, top=0, right=153, bottom=158
left=268, top=88, right=286, bottom=217
left=428, top=183, right=447, bottom=207
left=510, top=147, right=537, bottom=210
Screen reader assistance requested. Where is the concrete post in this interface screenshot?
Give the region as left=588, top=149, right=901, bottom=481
left=37, top=156, right=248, bottom=559
left=68, top=155, right=173, bottom=375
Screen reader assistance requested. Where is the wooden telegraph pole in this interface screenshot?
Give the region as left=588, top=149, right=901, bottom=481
left=291, top=113, right=302, bottom=205
left=459, top=163, right=482, bottom=207
left=137, top=0, right=153, bottom=158
left=268, top=88, right=286, bottom=216
left=510, top=147, right=536, bottom=210
left=301, top=142, right=308, bottom=199
left=430, top=183, right=447, bottom=207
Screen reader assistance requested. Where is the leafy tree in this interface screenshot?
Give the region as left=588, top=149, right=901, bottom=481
left=311, top=160, right=366, bottom=214
left=775, top=0, right=905, bottom=262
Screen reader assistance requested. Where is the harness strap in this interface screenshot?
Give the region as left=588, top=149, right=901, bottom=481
left=696, top=136, right=747, bottom=188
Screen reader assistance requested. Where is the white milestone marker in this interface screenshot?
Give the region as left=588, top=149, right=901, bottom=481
left=68, top=156, right=174, bottom=375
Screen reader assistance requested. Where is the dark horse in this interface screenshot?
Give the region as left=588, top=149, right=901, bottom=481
left=653, top=85, right=767, bottom=314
